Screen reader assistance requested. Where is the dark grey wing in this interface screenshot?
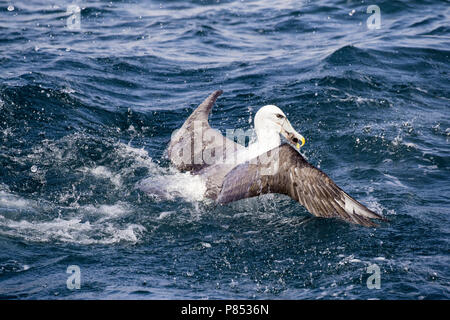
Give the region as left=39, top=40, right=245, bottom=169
left=168, top=90, right=244, bottom=173
left=217, top=144, right=387, bottom=227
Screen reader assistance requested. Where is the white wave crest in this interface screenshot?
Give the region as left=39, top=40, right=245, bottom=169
left=137, top=171, right=206, bottom=202
left=0, top=216, right=146, bottom=245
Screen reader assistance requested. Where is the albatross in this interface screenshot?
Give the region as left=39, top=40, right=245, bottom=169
left=166, top=90, right=386, bottom=227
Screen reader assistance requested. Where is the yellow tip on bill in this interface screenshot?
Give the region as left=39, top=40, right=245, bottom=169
left=298, top=136, right=305, bottom=148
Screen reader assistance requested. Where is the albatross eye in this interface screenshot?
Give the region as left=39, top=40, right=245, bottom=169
left=276, top=114, right=284, bottom=119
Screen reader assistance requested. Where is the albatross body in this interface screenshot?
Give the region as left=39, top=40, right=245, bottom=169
left=166, top=90, right=386, bottom=227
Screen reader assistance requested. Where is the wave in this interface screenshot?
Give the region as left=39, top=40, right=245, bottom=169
left=0, top=215, right=146, bottom=245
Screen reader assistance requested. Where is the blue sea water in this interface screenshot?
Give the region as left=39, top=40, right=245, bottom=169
left=0, top=0, right=449, bottom=299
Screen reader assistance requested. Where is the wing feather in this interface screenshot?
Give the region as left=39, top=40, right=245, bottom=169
left=217, top=144, right=387, bottom=227
left=168, top=90, right=244, bottom=172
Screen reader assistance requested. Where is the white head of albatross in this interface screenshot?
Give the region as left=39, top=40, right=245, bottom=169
left=251, top=105, right=305, bottom=156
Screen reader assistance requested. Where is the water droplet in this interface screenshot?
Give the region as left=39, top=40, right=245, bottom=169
left=201, top=242, right=211, bottom=248
left=30, top=165, right=37, bottom=173
left=7, top=5, right=14, bottom=11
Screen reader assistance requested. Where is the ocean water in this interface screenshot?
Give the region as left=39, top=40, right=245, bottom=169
left=0, top=0, right=449, bottom=299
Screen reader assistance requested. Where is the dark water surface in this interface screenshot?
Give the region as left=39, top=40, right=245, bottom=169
left=0, top=0, right=449, bottom=299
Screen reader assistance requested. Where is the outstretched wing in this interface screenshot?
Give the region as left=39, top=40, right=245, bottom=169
left=168, top=90, right=244, bottom=173
left=217, top=144, right=386, bottom=227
